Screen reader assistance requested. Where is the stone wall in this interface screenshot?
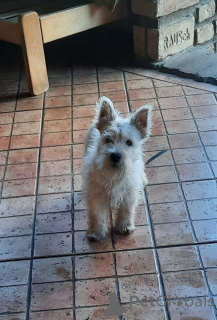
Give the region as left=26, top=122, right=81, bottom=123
left=132, top=0, right=217, bottom=61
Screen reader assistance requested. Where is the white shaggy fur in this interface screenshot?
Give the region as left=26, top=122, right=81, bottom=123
left=83, top=97, right=152, bottom=241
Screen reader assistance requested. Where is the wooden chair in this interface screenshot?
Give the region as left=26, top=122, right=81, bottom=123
left=0, top=0, right=129, bottom=95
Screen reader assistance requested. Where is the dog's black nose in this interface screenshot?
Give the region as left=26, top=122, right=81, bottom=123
left=110, top=153, right=121, bottom=163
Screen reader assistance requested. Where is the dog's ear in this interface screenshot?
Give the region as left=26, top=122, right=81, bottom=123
left=95, top=96, right=118, bottom=132
left=130, top=105, right=152, bottom=140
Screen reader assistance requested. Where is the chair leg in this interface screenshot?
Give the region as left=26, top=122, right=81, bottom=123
left=19, top=11, right=49, bottom=95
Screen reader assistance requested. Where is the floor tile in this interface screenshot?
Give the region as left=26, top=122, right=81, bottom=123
left=158, top=96, right=188, bottom=109
left=146, top=165, right=178, bottom=184
left=168, top=302, right=215, bottom=320
left=0, top=123, right=12, bottom=136
left=168, top=133, right=201, bottom=149
left=99, top=90, right=127, bottom=103
left=211, top=161, right=217, bottom=177
left=74, top=210, right=88, bottom=231
left=127, top=78, right=153, bottom=89
left=0, top=313, right=25, bottom=320
left=73, top=144, right=83, bottom=158
left=165, top=119, right=196, bottom=134
left=0, top=136, right=10, bottom=150
left=75, top=278, right=116, bottom=307
left=34, top=233, right=72, bottom=257
left=205, top=269, right=217, bottom=295
left=163, top=270, right=207, bottom=298
left=40, top=145, right=71, bottom=161
left=145, top=136, right=169, bottom=151
left=32, top=256, right=72, bottom=283
left=0, top=112, right=14, bottom=124
left=187, top=199, right=217, bottom=220
left=196, top=117, right=217, bottom=131
left=193, top=219, right=217, bottom=242
left=73, top=158, right=83, bottom=174
left=130, top=98, right=159, bottom=111
left=16, top=98, right=43, bottom=111
left=154, top=222, right=194, bottom=246
left=0, top=151, right=7, bottom=165
left=182, top=180, right=217, bottom=200
left=0, top=236, right=31, bottom=261
left=99, top=81, right=124, bottom=92
left=186, top=93, right=216, bottom=106
left=37, top=193, right=72, bottom=213
left=199, top=244, right=217, bottom=268
left=8, top=148, right=38, bottom=164
left=98, top=71, right=123, bottom=82
left=121, top=303, right=165, bottom=320
left=40, top=160, right=71, bottom=177
left=114, top=226, right=152, bottom=250
left=156, top=85, right=184, bottom=98
left=0, top=260, right=30, bottom=286
left=73, top=73, right=97, bottom=84
left=43, top=119, right=71, bottom=133
left=38, top=175, right=71, bottom=194
left=30, top=310, right=73, bottom=320
left=5, top=163, right=37, bottom=180
left=128, top=88, right=156, bottom=100
left=200, top=131, right=217, bottom=146
left=74, top=231, right=113, bottom=253
left=73, top=117, right=92, bottom=130
left=149, top=202, right=188, bottom=223
left=36, top=212, right=72, bottom=234
left=45, top=96, right=71, bottom=108
left=0, top=285, right=27, bottom=313
left=191, top=105, right=217, bottom=118
left=73, top=93, right=98, bottom=106
left=10, top=134, right=40, bottom=149
left=172, top=147, right=207, bottom=164
left=146, top=183, right=183, bottom=204
left=73, top=105, right=95, bottom=118
left=2, top=178, right=36, bottom=197
left=157, top=246, right=200, bottom=272
left=75, top=253, right=114, bottom=279
left=73, top=130, right=86, bottom=144
left=46, top=86, right=71, bottom=97
left=42, top=131, right=71, bottom=146
left=44, top=107, right=71, bottom=121
left=0, top=196, right=35, bottom=217
left=73, top=174, right=83, bottom=191
left=0, top=101, right=16, bottom=113
left=14, top=110, right=42, bottom=123
left=145, top=150, right=173, bottom=167
left=31, top=282, right=73, bottom=311
left=0, top=216, right=32, bottom=237
left=176, top=163, right=213, bottom=181
left=116, top=249, right=155, bottom=276
left=119, top=274, right=160, bottom=303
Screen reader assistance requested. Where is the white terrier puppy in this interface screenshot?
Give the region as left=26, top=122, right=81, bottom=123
left=83, top=97, right=152, bottom=241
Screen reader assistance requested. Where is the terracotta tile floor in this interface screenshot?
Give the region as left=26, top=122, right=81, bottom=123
left=0, top=40, right=217, bottom=320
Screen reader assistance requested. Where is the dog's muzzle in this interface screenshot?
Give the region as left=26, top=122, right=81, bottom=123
left=110, top=152, right=121, bottom=164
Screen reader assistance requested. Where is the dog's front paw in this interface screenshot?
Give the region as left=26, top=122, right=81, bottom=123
left=87, top=228, right=107, bottom=241
left=116, top=223, right=136, bottom=235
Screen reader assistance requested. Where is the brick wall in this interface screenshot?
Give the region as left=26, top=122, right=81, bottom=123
left=132, top=0, right=217, bottom=61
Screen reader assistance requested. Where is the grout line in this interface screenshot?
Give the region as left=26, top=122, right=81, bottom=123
left=115, top=68, right=217, bottom=94
left=71, top=61, right=77, bottom=320
left=143, top=189, right=170, bottom=320
left=122, top=71, right=131, bottom=113
left=25, top=88, right=46, bottom=320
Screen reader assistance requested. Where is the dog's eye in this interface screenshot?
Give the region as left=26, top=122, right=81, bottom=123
left=106, top=137, right=113, bottom=144
left=126, top=140, right=132, bottom=146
